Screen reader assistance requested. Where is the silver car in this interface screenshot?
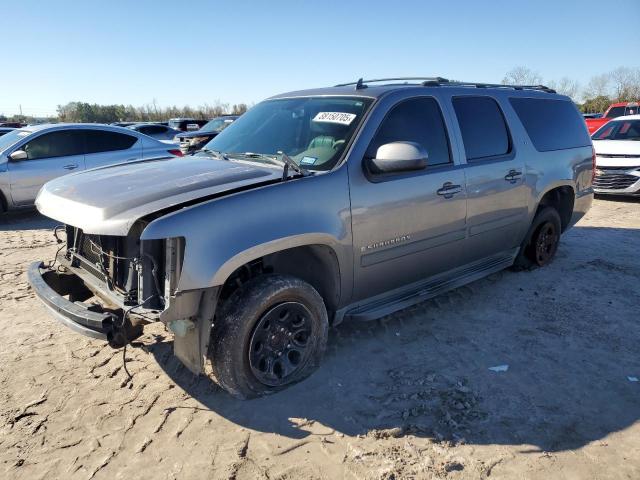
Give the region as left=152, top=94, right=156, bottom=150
left=0, top=123, right=183, bottom=211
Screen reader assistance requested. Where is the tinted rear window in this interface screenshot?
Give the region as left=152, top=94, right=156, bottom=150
left=452, top=96, right=510, bottom=160
left=139, top=125, right=165, bottom=134
left=85, top=130, right=137, bottom=154
left=509, top=98, right=591, bottom=152
left=606, top=106, right=625, bottom=118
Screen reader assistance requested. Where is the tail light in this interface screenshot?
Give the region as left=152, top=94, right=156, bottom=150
left=591, top=146, right=596, bottom=182
left=168, top=149, right=184, bottom=157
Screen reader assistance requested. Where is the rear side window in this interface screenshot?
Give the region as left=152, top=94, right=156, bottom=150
left=85, top=130, right=137, bottom=154
left=452, top=96, right=510, bottom=160
left=23, top=130, right=85, bottom=160
left=509, top=98, right=591, bottom=152
left=367, top=97, right=451, bottom=167
left=606, top=106, right=625, bottom=118
left=140, top=125, right=165, bottom=135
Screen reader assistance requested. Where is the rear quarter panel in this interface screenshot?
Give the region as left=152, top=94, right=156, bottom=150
left=519, top=142, right=593, bottom=229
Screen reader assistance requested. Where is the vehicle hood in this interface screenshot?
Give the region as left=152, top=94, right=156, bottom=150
left=35, top=155, right=281, bottom=235
left=177, top=130, right=220, bottom=139
left=593, top=140, right=640, bottom=167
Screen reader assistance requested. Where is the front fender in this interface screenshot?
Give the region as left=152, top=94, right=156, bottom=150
left=141, top=167, right=353, bottom=297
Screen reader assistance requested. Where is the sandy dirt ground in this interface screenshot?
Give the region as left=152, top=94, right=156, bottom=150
left=1, top=197, right=639, bottom=480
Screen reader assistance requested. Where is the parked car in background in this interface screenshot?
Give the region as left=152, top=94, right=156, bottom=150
left=168, top=118, right=208, bottom=132
left=591, top=115, right=640, bottom=195
left=29, top=78, right=593, bottom=398
left=585, top=102, right=640, bottom=133
left=127, top=123, right=181, bottom=142
left=0, top=127, right=16, bottom=137
left=111, top=121, right=136, bottom=127
left=177, top=115, right=238, bottom=154
left=0, top=124, right=183, bottom=212
left=0, top=122, right=27, bottom=128
left=582, top=113, right=602, bottom=119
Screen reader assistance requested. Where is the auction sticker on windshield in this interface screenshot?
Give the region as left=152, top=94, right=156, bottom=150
left=313, top=112, right=356, bottom=125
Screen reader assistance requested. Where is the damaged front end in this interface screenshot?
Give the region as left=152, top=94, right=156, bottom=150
left=29, top=224, right=218, bottom=374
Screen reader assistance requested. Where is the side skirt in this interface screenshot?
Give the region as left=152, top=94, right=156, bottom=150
left=337, top=248, right=518, bottom=323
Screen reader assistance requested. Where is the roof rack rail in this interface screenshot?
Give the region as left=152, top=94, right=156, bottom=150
left=334, top=77, right=450, bottom=90
left=333, top=77, right=556, bottom=93
left=445, top=81, right=556, bottom=93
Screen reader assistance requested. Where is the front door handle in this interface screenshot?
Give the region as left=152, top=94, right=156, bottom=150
left=504, top=169, right=522, bottom=183
left=63, top=164, right=79, bottom=170
left=437, top=182, right=463, bottom=199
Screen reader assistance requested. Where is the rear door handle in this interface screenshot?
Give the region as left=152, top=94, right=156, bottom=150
left=63, top=164, right=79, bottom=170
left=504, top=169, right=522, bottom=183
left=437, top=182, right=463, bottom=199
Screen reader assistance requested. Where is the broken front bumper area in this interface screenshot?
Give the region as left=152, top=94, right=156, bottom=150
left=27, top=261, right=144, bottom=347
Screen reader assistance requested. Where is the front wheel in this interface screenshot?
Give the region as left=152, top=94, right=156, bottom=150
left=513, top=206, right=562, bottom=269
left=209, top=274, right=328, bottom=399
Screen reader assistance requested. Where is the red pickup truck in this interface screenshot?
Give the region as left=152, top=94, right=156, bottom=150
left=585, top=101, right=640, bottom=134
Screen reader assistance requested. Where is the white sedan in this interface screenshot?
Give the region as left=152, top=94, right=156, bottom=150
left=592, top=114, right=640, bottom=196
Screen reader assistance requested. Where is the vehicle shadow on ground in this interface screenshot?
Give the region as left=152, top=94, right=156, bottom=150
left=149, top=225, right=640, bottom=454
left=0, top=210, right=57, bottom=231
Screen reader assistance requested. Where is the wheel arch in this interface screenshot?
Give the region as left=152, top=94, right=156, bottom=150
left=216, top=238, right=343, bottom=315
left=0, top=188, right=7, bottom=213
left=535, top=183, right=575, bottom=232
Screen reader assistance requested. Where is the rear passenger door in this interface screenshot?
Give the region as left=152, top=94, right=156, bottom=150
left=83, top=130, right=141, bottom=170
left=349, top=96, right=467, bottom=301
left=451, top=96, right=528, bottom=261
left=7, top=130, right=86, bottom=206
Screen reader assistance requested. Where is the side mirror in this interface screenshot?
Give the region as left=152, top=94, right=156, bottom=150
left=368, top=142, right=428, bottom=174
left=9, top=150, right=28, bottom=161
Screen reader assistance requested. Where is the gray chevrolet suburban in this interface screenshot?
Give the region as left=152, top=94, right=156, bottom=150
left=29, top=78, right=594, bottom=398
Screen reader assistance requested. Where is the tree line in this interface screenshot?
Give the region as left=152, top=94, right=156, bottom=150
left=0, top=101, right=248, bottom=124
left=2, top=67, right=639, bottom=123
left=502, top=66, right=640, bottom=113
left=56, top=101, right=249, bottom=124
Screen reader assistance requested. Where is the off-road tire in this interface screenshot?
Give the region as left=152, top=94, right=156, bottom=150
left=513, top=206, right=562, bottom=270
left=209, top=274, right=328, bottom=399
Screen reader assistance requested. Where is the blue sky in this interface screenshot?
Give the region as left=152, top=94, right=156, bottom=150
left=1, top=0, right=638, bottom=116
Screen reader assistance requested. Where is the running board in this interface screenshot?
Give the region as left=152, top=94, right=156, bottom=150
left=344, top=252, right=516, bottom=322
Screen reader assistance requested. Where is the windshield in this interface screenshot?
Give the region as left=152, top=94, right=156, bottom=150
left=0, top=129, right=30, bottom=153
left=201, top=118, right=234, bottom=133
left=593, top=119, right=640, bottom=141
left=168, top=119, right=194, bottom=129
left=204, top=96, right=373, bottom=171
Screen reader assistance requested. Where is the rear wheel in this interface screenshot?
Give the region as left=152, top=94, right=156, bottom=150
left=209, top=274, right=328, bottom=399
left=513, top=206, right=562, bottom=269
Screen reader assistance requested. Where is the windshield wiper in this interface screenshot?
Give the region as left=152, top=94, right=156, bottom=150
left=201, top=148, right=229, bottom=160
left=231, top=151, right=311, bottom=180
left=275, top=151, right=311, bottom=178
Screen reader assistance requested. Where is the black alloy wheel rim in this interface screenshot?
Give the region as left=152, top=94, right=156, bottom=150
left=248, top=302, right=314, bottom=386
left=534, top=222, right=558, bottom=266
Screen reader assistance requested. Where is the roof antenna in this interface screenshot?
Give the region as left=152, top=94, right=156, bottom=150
left=355, top=78, right=367, bottom=90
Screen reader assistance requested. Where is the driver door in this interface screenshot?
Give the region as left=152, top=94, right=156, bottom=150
left=8, top=130, right=86, bottom=206
left=349, top=96, right=468, bottom=301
